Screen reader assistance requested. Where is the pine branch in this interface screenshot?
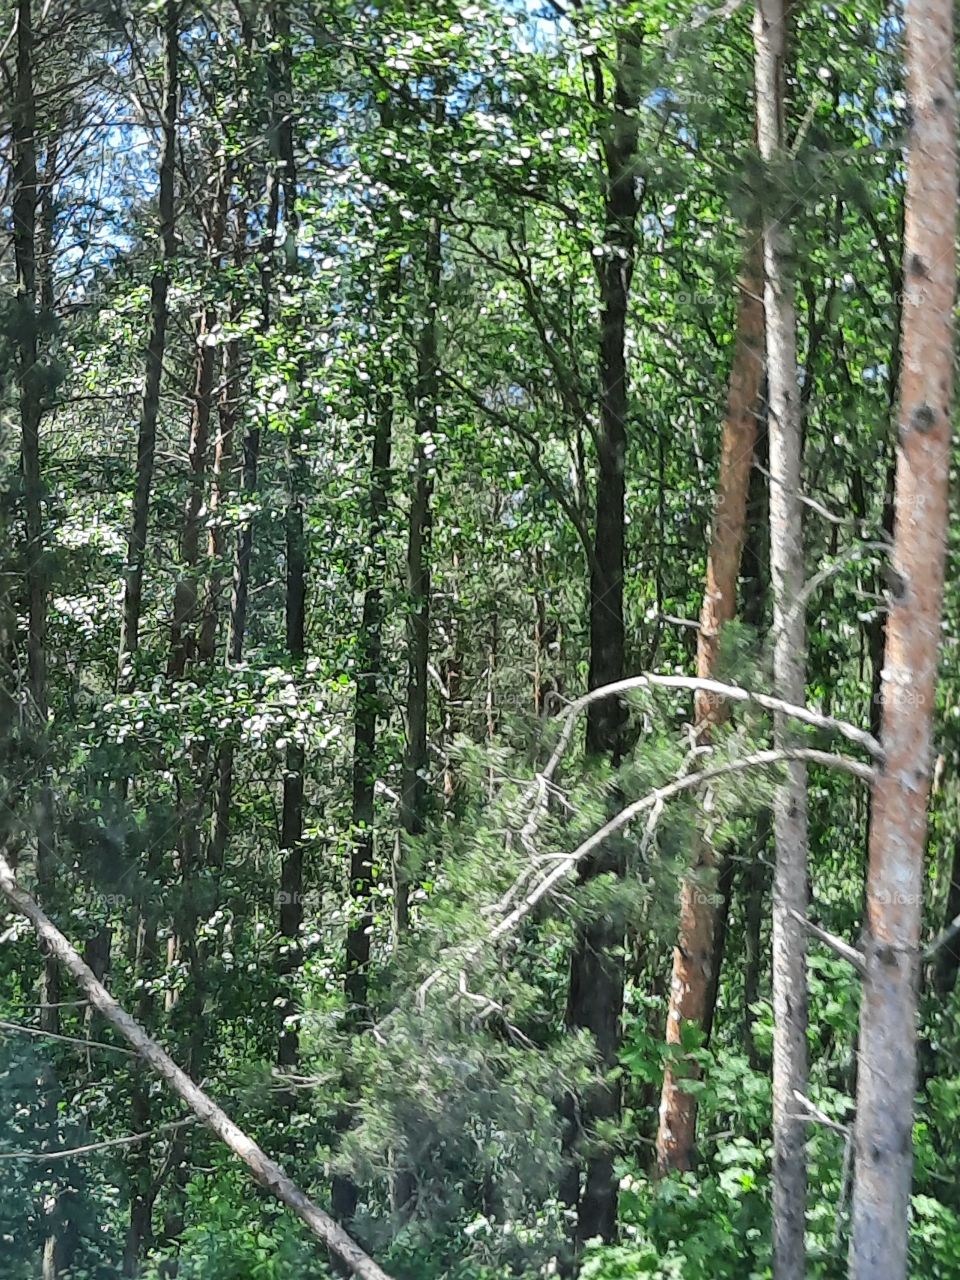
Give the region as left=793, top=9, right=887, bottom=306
left=415, top=746, right=875, bottom=1010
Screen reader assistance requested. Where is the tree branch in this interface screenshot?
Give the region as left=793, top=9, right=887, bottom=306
left=0, top=1118, right=196, bottom=1162
left=415, top=746, right=874, bottom=1009
left=537, top=675, right=882, bottom=804
left=789, top=909, right=866, bottom=974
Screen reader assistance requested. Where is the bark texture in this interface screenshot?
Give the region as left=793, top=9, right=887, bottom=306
left=850, top=0, right=956, bottom=1271
left=275, top=1, right=306, bottom=1073
left=754, top=2, right=809, bottom=1274
left=396, top=204, right=441, bottom=937
left=656, top=236, right=764, bottom=1173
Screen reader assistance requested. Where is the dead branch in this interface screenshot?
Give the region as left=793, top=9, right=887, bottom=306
left=789, top=910, right=866, bottom=974
left=0, top=1117, right=196, bottom=1162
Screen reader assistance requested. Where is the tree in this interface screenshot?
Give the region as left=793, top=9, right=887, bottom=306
left=562, top=17, right=640, bottom=1250
left=117, top=0, right=179, bottom=677
left=656, top=236, right=764, bottom=1173
left=850, top=0, right=956, bottom=1272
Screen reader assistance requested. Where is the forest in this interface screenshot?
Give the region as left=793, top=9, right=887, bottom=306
left=0, top=0, right=957, bottom=1276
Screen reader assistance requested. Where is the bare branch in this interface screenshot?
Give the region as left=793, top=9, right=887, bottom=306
left=791, top=1090, right=850, bottom=1135
left=415, top=747, right=874, bottom=1010
left=488, top=750, right=875, bottom=949
left=789, top=910, right=866, bottom=974
left=0, top=1018, right=137, bottom=1057
left=0, top=1118, right=196, bottom=1162
left=536, top=675, right=882, bottom=804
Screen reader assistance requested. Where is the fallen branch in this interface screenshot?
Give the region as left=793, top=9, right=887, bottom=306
left=538, top=677, right=882, bottom=796
left=0, top=855, right=395, bottom=1280
left=791, top=1090, right=849, bottom=1135
left=488, top=749, right=875, bottom=949
left=789, top=910, right=866, bottom=974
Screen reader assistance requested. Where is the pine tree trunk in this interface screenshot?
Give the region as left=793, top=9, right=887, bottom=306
left=211, top=110, right=282, bottom=871
left=13, top=5, right=67, bottom=1270
left=563, top=32, right=638, bottom=1247
left=754, top=2, right=809, bottom=1273
left=168, top=164, right=228, bottom=679
left=118, top=0, right=179, bottom=677
left=332, top=272, right=397, bottom=1229
left=656, top=236, right=763, bottom=1172
left=396, top=206, right=441, bottom=938
left=270, top=0, right=307, bottom=1076
left=850, top=0, right=955, bottom=1271
left=343, top=352, right=394, bottom=1021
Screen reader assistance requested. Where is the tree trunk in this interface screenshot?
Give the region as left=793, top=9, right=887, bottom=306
left=197, top=184, right=241, bottom=670
left=168, top=165, right=229, bottom=679
left=13, top=0, right=45, bottom=740
left=563, top=31, right=638, bottom=1249
left=343, top=368, right=393, bottom=1023
left=656, top=236, right=764, bottom=1173
left=331, top=280, right=396, bottom=1230
left=754, top=3, right=809, bottom=1274
left=850, top=0, right=955, bottom=1271
left=211, top=91, right=282, bottom=871
left=395, top=206, right=441, bottom=939
left=12, top=5, right=66, bottom=1270
left=275, top=2, right=307, bottom=1074
left=118, top=0, right=179, bottom=677
left=442, top=552, right=463, bottom=809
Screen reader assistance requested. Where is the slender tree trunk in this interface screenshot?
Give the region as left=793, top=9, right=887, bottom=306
left=118, top=0, right=179, bottom=677
left=12, top=6, right=66, bottom=1271
left=850, top=0, right=955, bottom=1271
left=119, top=12, right=178, bottom=1268
left=211, top=138, right=281, bottom=872
left=343, top=379, right=393, bottom=1022
left=563, top=33, right=638, bottom=1249
left=485, top=602, right=498, bottom=798
left=754, top=3, right=809, bottom=1274
left=13, top=0, right=45, bottom=738
left=168, top=166, right=229, bottom=680
left=656, top=236, right=764, bottom=1172
left=156, top=163, right=233, bottom=1267
left=740, top=458, right=770, bottom=1071
left=395, top=205, right=441, bottom=939
left=442, top=552, right=463, bottom=809
left=274, top=2, right=307, bottom=1073
left=331, top=285, right=396, bottom=1229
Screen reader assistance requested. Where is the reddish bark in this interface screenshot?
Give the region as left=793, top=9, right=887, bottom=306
left=850, top=0, right=956, bottom=1272
left=656, top=238, right=764, bottom=1172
